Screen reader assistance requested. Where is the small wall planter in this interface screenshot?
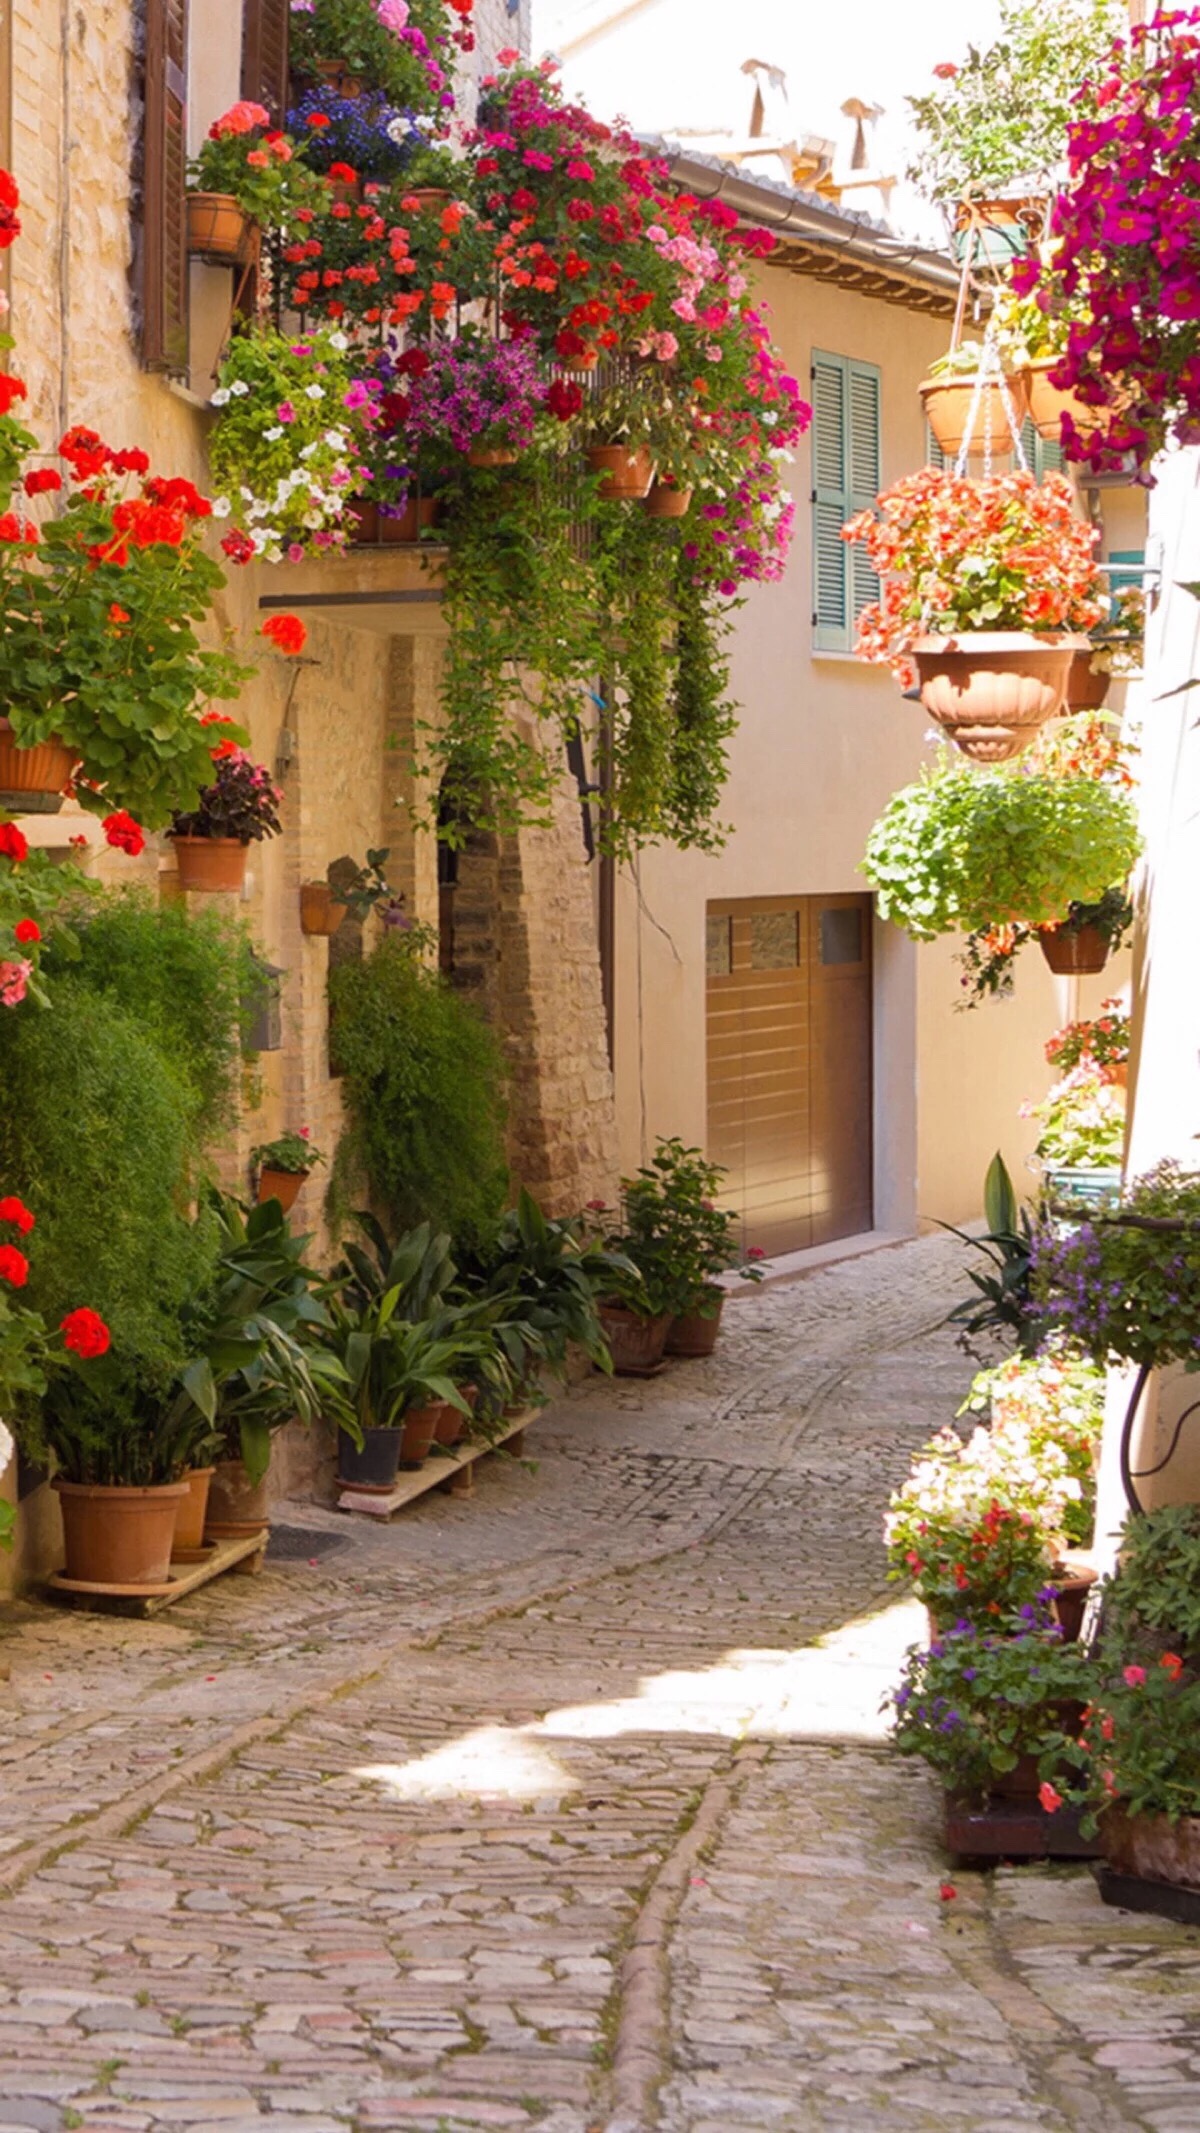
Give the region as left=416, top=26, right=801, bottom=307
left=0, top=719, right=76, bottom=810
left=54, top=1477, right=189, bottom=1587
left=337, top=1425, right=402, bottom=1495
left=598, top=1303, right=671, bottom=1376
left=187, top=192, right=253, bottom=266
left=467, top=446, right=519, bottom=469
left=919, top=371, right=1030, bottom=458
left=348, top=499, right=380, bottom=545
left=666, top=1290, right=725, bottom=1357
left=645, top=480, right=693, bottom=519
left=173, top=836, right=248, bottom=894
left=256, top=1166, right=305, bottom=1213
left=1038, top=922, right=1113, bottom=976
left=911, top=631, right=1079, bottom=761
left=586, top=445, right=655, bottom=500
left=300, top=882, right=348, bottom=936
left=380, top=495, right=442, bottom=542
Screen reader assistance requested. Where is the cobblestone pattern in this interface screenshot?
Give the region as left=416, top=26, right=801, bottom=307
left=0, top=1237, right=1195, bottom=2131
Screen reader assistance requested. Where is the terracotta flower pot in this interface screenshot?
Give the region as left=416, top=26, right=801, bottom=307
left=1026, top=356, right=1111, bottom=445
left=586, top=445, right=656, bottom=499
left=435, top=1395, right=470, bottom=1447
left=173, top=1466, right=216, bottom=1554
left=54, top=1478, right=189, bottom=1588
left=329, top=177, right=361, bottom=207
left=598, top=1303, right=671, bottom=1375
left=1102, top=1806, right=1200, bottom=1891
left=205, top=1456, right=270, bottom=1540
left=406, top=187, right=452, bottom=213
left=911, top=631, right=1080, bottom=762
left=257, top=1166, right=305, bottom=1213
left=1037, top=923, right=1113, bottom=976
left=300, top=882, right=349, bottom=936
left=399, top=1405, right=441, bottom=1468
left=380, top=495, right=442, bottom=541
left=1051, top=1570, right=1097, bottom=1643
left=172, top=836, right=248, bottom=894
left=347, top=498, right=380, bottom=544
left=187, top=192, right=254, bottom=265
left=1066, top=647, right=1111, bottom=710
left=952, top=196, right=1047, bottom=267
left=645, top=480, right=694, bottom=519
left=919, top=371, right=1031, bottom=458
left=666, top=1290, right=725, bottom=1357
left=0, top=718, right=77, bottom=808
left=468, top=446, right=519, bottom=469
left=314, top=59, right=363, bottom=97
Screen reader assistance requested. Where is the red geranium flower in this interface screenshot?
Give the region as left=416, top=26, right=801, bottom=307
left=547, top=378, right=583, bottom=420
left=59, top=426, right=110, bottom=479
left=60, top=1307, right=111, bottom=1359
left=102, top=811, right=146, bottom=857
left=109, top=447, right=151, bottom=476
left=0, top=1196, right=34, bottom=1234
left=23, top=469, right=62, bottom=496
left=220, top=527, right=256, bottom=564
left=0, top=823, right=29, bottom=863
left=0, top=1244, right=29, bottom=1287
left=262, top=613, right=308, bottom=655
left=13, top=920, right=39, bottom=945
left=0, top=166, right=21, bottom=248
left=0, top=372, right=27, bottom=416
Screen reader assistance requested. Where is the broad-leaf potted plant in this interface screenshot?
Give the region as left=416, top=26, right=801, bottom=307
left=187, top=103, right=321, bottom=264
left=324, top=1292, right=479, bottom=1487
left=167, top=741, right=284, bottom=894
left=844, top=468, right=1106, bottom=759
left=252, top=1129, right=324, bottom=1214
left=460, top=1189, right=630, bottom=1394
left=862, top=761, right=1141, bottom=939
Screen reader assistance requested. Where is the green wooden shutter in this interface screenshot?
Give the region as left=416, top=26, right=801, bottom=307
left=926, top=421, right=946, bottom=472
left=811, top=352, right=881, bottom=652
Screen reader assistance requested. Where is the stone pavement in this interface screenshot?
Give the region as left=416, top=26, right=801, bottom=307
left=0, top=1235, right=1197, bottom=2133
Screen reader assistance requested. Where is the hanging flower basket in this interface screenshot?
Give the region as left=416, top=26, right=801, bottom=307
left=920, top=371, right=1030, bottom=458
left=645, top=480, right=694, bottom=519
left=0, top=718, right=77, bottom=810
left=1037, top=923, right=1113, bottom=976
left=257, top=1165, right=303, bottom=1213
left=300, top=881, right=348, bottom=936
left=172, top=835, right=249, bottom=894
left=586, top=445, right=656, bottom=500
left=911, top=632, right=1081, bottom=761
left=951, top=196, right=1047, bottom=267
left=186, top=192, right=254, bottom=266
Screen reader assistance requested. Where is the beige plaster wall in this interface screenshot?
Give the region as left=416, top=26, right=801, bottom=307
left=613, top=264, right=1142, bottom=1239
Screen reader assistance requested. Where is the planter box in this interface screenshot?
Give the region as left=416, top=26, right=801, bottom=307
left=944, top=1792, right=1103, bottom=1861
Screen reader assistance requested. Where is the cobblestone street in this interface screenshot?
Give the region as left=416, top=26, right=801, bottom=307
left=0, top=1237, right=1197, bottom=2133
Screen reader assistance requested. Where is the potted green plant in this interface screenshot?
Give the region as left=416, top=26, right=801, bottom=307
left=288, top=0, right=454, bottom=111
left=889, top=1610, right=1097, bottom=1851
left=252, top=1129, right=325, bottom=1215
left=188, top=103, right=322, bottom=264
left=863, top=762, right=1141, bottom=941
left=462, top=1189, right=631, bottom=1389
left=845, top=468, right=1106, bottom=758
left=598, top=1139, right=763, bottom=1359
left=585, top=374, right=661, bottom=499
left=168, top=744, right=283, bottom=894
left=324, top=1292, right=478, bottom=1488
left=906, top=0, right=1124, bottom=248
left=1045, top=1000, right=1130, bottom=1087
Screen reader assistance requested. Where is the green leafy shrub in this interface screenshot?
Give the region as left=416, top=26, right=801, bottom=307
left=863, top=764, right=1141, bottom=940
left=329, top=933, right=508, bottom=1243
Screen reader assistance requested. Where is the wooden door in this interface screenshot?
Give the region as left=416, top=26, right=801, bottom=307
left=706, top=894, right=873, bottom=1255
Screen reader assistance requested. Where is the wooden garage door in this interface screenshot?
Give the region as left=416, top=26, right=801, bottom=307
left=706, top=894, right=873, bottom=1256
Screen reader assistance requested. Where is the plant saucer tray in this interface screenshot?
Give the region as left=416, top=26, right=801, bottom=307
left=337, top=1406, right=536, bottom=1521
left=1095, top=1866, right=1200, bottom=1927
left=44, top=1530, right=266, bottom=1616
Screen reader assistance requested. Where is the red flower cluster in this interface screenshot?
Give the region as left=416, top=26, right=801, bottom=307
left=0, top=824, right=28, bottom=863
left=60, top=1306, right=111, bottom=1359
left=0, top=1196, right=34, bottom=1235
left=0, top=1244, right=28, bottom=1287
left=0, top=167, right=20, bottom=248
left=261, top=613, right=308, bottom=655
left=102, top=811, right=146, bottom=856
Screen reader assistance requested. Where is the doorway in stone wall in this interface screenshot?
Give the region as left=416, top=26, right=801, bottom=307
left=705, top=893, right=874, bottom=1256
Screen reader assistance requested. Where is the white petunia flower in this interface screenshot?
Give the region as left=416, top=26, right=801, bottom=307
left=230, top=379, right=251, bottom=397
left=210, top=496, right=231, bottom=518
left=263, top=426, right=284, bottom=442
left=210, top=387, right=232, bottom=407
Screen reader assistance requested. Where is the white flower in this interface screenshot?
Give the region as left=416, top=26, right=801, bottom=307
left=0, top=1420, right=13, bottom=1473
left=209, top=495, right=231, bottom=519
left=328, top=330, right=350, bottom=352
left=230, top=379, right=251, bottom=397
left=210, top=387, right=231, bottom=407
left=299, top=442, right=319, bottom=460
left=304, top=384, right=325, bottom=402
left=250, top=528, right=271, bottom=553
left=263, top=425, right=284, bottom=442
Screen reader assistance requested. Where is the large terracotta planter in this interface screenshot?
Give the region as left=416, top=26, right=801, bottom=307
left=911, top=631, right=1080, bottom=761
left=399, top=1405, right=441, bottom=1468
left=0, top=719, right=77, bottom=808
left=172, top=836, right=248, bottom=894
left=54, top=1478, right=189, bottom=1587
left=187, top=192, right=253, bottom=266
left=1066, top=647, right=1111, bottom=711
left=380, top=495, right=442, bottom=541
left=920, top=371, right=1030, bottom=459
left=256, top=1166, right=305, bottom=1213
left=300, top=882, right=348, bottom=936
left=1037, top=923, right=1112, bottom=977
left=645, top=480, right=693, bottom=519
left=347, top=499, right=380, bottom=545
left=1103, top=1807, right=1200, bottom=1891
left=598, top=1303, right=671, bottom=1375
left=205, top=1456, right=270, bottom=1540
left=666, top=1290, right=725, bottom=1357
left=174, top=1466, right=216, bottom=1554
left=586, top=445, right=655, bottom=500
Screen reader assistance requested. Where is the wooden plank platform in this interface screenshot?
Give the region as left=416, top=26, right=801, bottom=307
left=336, top=1409, right=536, bottom=1520
left=44, top=1531, right=268, bottom=1617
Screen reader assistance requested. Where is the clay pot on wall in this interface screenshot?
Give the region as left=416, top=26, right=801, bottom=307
left=347, top=499, right=380, bottom=544
left=910, top=632, right=1081, bottom=762
left=172, top=836, right=248, bottom=894
left=54, top=1478, right=189, bottom=1587
left=256, top=1167, right=304, bottom=1213
left=379, top=495, right=442, bottom=542
left=300, top=882, right=349, bottom=936
left=187, top=193, right=254, bottom=265
left=586, top=445, right=656, bottom=499
left=645, top=480, right=694, bottom=519
left=0, top=719, right=77, bottom=811
left=467, top=446, right=519, bottom=469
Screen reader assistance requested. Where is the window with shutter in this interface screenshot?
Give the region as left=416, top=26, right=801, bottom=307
left=927, top=418, right=1063, bottom=479
left=811, top=351, right=881, bottom=653
left=242, top=0, right=290, bottom=121
left=142, top=0, right=189, bottom=375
